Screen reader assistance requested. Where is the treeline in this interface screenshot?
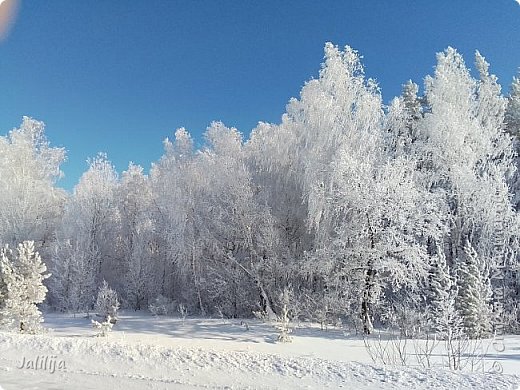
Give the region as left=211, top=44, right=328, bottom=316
left=1, top=43, right=519, bottom=336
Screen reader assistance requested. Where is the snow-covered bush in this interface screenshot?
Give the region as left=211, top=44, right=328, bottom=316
left=363, top=329, right=410, bottom=366
left=95, top=281, right=120, bottom=322
left=0, top=241, right=50, bottom=334
left=275, top=289, right=293, bottom=343
left=302, top=293, right=334, bottom=331
left=148, top=295, right=176, bottom=316
left=178, top=303, right=188, bottom=324
left=92, top=315, right=114, bottom=337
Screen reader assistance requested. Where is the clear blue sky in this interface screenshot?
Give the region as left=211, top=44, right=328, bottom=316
left=1, top=1, right=519, bottom=190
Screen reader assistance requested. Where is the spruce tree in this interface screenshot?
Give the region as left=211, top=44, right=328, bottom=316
left=456, top=241, right=493, bottom=338
left=0, top=241, right=49, bottom=333
left=427, top=249, right=455, bottom=334
left=95, top=280, right=120, bottom=322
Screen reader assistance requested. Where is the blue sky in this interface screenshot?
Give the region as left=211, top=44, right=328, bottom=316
left=1, top=1, right=519, bottom=189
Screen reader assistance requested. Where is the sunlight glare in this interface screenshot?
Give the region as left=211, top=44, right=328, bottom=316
left=0, top=0, right=19, bottom=41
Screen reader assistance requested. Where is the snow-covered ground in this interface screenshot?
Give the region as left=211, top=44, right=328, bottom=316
left=0, top=312, right=519, bottom=389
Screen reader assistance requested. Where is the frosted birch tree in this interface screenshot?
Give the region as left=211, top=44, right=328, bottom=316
left=150, top=128, right=198, bottom=306
left=115, top=163, right=154, bottom=310
left=50, top=154, right=119, bottom=312
left=0, top=117, right=66, bottom=249
left=275, top=43, right=443, bottom=333
left=192, top=122, right=278, bottom=317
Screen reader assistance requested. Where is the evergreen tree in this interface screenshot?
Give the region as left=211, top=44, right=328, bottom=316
left=456, top=241, right=493, bottom=338
left=0, top=246, right=17, bottom=327
left=427, top=248, right=455, bottom=334
left=95, top=280, right=120, bottom=322
left=0, top=241, right=49, bottom=333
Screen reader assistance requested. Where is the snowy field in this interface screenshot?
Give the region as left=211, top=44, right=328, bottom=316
left=0, top=312, right=519, bottom=389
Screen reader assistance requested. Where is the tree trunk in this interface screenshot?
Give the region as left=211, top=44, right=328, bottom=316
left=362, top=213, right=376, bottom=335
left=361, top=264, right=374, bottom=335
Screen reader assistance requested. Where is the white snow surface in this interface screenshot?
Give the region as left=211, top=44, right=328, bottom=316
left=0, top=312, right=519, bottom=389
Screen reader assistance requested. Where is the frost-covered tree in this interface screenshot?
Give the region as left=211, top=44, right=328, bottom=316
left=412, top=49, right=518, bottom=332
left=92, top=315, right=114, bottom=337
left=150, top=123, right=281, bottom=317
left=276, top=288, right=293, bottom=343
left=50, top=154, right=119, bottom=311
left=48, top=239, right=91, bottom=314
left=385, top=80, right=423, bottom=158
left=277, top=43, right=442, bottom=333
left=192, top=122, right=278, bottom=317
left=95, top=280, right=120, bottom=322
left=456, top=241, right=493, bottom=338
left=505, top=73, right=520, bottom=210
left=116, top=163, right=154, bottom=310
left=150, top=127, right=199, bottom=306
left=246, top=120, right=311, bottom=306
left=0, top=241, right=50, bottom=333
left=419, top=49, right=515, bottom=255
left=0, top=117, right=66, bottom=250
left=402, top=80, right=423, bottom=120
left=427, top=248, right=456, bottom=334
left=505, top=72, right=520, bottom=138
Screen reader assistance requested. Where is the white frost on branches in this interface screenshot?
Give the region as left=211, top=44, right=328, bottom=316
left=0, top=241, right=50, bottom=333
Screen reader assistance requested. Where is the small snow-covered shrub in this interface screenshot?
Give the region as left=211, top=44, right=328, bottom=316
left=178, top=303, right=188, bottom=324
left=298, top=292, right=335, bottom=330
left=276, top=305, right=293, bottom=343
left=363, top=329, right=410, bottom=366
left=148, top=295, right=176, bottom=316
left=252, top=309, right=270, bottom=322
left=95, top=281, right=120, bottom=322
left=92, top=315, right=114, bottom=337
left=275, top=289, right=293, bottom=343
